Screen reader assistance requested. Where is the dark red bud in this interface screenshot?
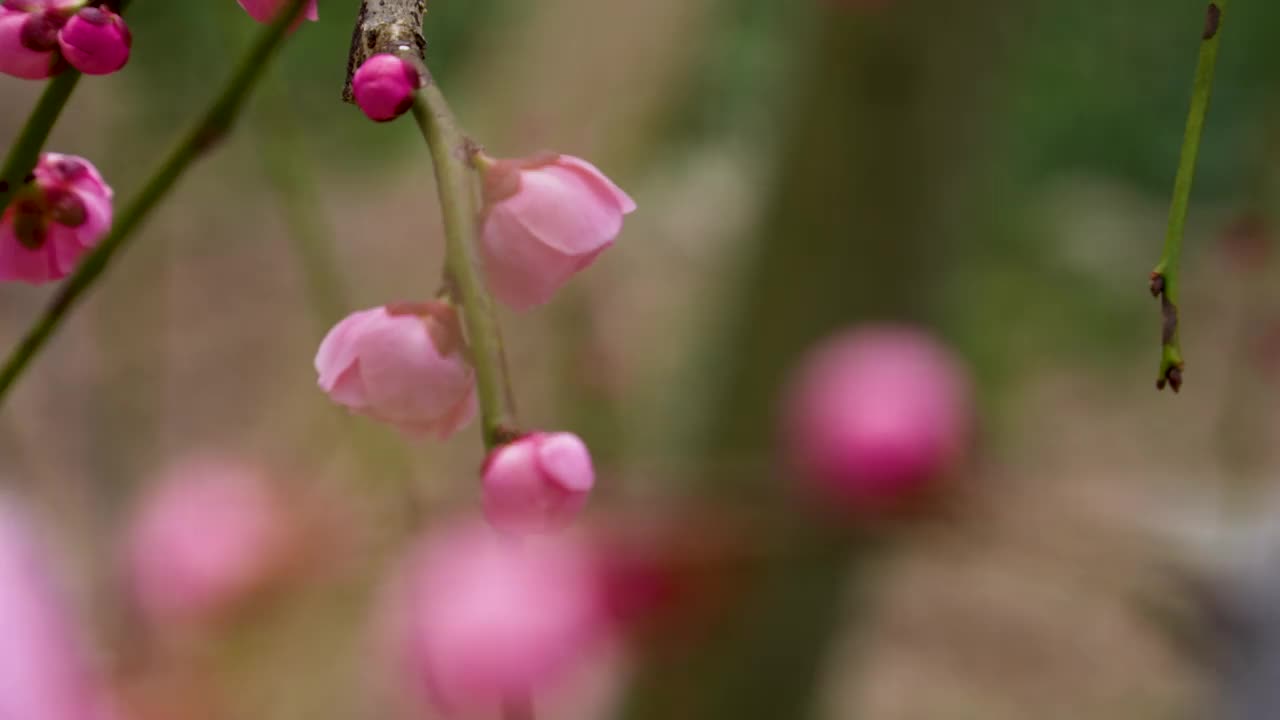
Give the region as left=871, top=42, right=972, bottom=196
left=11, top=197, right=48, bottom=250
left=45, top=188, right=86, bottom=228
left=47, top=156, right=88, bottom=183
left=19, top=11, right=60, bottom=53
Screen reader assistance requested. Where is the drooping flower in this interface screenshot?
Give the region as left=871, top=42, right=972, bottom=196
left=315, top=302, right=476, bottom=439
left=235, top=0, right=318, bottom=26
left=0, top=495, right=117, bottom=720
left=782, top=325, right=974, bottom=513
left=482, top=432, right=595, bottom=535
left=0, top=152, right=112, bottom=284
left=352, top=53, right=420, bottom=122
left=123, top=456, right=299, bottom=625
left=384, top=519, right=606, bottom=715
left=57, top=6, right=129, bottom=75
left=477, top=154, right=635, bottom=311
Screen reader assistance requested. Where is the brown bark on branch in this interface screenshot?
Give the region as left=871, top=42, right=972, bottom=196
left=343, top=0, right=427, bottom=102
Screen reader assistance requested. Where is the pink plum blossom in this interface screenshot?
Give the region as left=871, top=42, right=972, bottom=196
left=384, top=519, right=606, bottom=715
left=478, top=154, right=635, bottom=311
left=57, top=6, right=129, bottom=75
left=0, top=496, right=117, bottom=720
left=352, top=53, right=420, bottom=122
left=315, top=302, right=476, bottom=439
left=0, top=152, right=112, bottom=284
left=123, top=456, right=297, bottom=625
left=782, top=325, right=973, bottom=513
left=482, top=432, right=595, bottom=535
left=235, top=0, right=318, bottom=26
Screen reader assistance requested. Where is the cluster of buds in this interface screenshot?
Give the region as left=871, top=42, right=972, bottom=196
left=323, top=36, right=640, bottom=717
left=324, top=64, right=635, bottom=541
left=0, top=0, right=130, bottom=79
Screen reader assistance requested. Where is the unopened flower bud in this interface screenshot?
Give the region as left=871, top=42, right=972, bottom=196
left=383, top=519, right=606, bottom=715
left=782, top=325, right=974, bottom=514
left=124, top=456, right=302, bottom=625
left=57, top=6, right=130, bottom=76
left=478, top=154, right=635, bottom=311
left=352, top=53, right=420, bottom=122
left=315, top=302, right=477, bottom=439
left=482, top=432, right=595, bottom=535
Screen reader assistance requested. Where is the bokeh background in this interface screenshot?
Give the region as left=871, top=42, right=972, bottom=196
left=4, top=0, right=1280, bottom=717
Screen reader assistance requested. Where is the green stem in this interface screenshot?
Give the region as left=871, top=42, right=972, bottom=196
left=0, top=0, right=310, bottom=406
left=1152, top=0, right=1230, bottom=392
left=0, top=74, right=82, bottom=218
left=411, top=85, right=515, bottom=450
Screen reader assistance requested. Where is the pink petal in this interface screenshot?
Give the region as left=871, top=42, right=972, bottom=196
left=480, top=207, right=584, bottom=311
left=314, top=307, right=382, bottom=390
left=0, top=224, right=56, bottom=284
left=537, top=433, right=595, bottom=493
left=502, top=165, right=625, bottom=256
left=557, top=155, right=636, bottom=214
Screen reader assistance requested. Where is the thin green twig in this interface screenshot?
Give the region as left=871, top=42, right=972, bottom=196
left=0, top=73, right=82, bottom=217
left=411, top=86, right=516, bottom=450
left=0, top=0, right=310, bottom=406
left=1151, top=0, right=1230, bottom=392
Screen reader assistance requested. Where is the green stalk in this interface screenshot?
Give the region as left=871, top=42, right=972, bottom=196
left=0, top=0, right=310, bottom=406
left=411, top=86, right=515, bottom=450
left=0, top=73, right=81, bottom=217
left=1152, top=0, right=1230, bottom=392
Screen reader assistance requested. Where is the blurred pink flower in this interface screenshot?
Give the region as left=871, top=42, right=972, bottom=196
left=0, top=153, right=112, bottom=284
left=124, top=457, right=297, bottom=625
left=352, top=53, right=420, bottom=122
left=482, top=432, right=595, bottom=535
left=386, top=519, right=606, bottom=715
left=478, top=154, right=635, bottom=311
left=782, top=325, right=973, bottom=513
left=235, top=0, right=318, bottom=26
left=0, top=497, right=117, bottom=720
left=0, top=2, right=67, bottom=79
left=57, top=6, right=129, bottom=75
left=315, top=302, right=476, bottom=439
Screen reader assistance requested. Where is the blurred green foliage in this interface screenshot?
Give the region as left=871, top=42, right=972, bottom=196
left=124, top=0, right=506, bottom=171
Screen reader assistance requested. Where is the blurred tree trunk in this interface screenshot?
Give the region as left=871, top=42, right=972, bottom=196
left=621, top=1, right=1012, bottom=718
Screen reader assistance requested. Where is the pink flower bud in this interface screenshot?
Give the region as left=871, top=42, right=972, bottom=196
left=315, top=302, right=477, bottom=439
left=385, top=519, right=605, bottom=715
left=0, top=152, right=112, bottom=284
left=482, top=432, right=595, bottom=535
left=478, top=154, right=635, bottom=311
left=352, top=53, right=420, bottom=122
left=0, top=5, right=64, bottom=79
left=782, top=325, right=973, bottom=513
left=0, top=497, right=117, bottom=720
left=56, top=6, right=129, bottom=76
left=235, top=0, right=318, bottom=27
left=123, top=457, right=297, bottom=625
